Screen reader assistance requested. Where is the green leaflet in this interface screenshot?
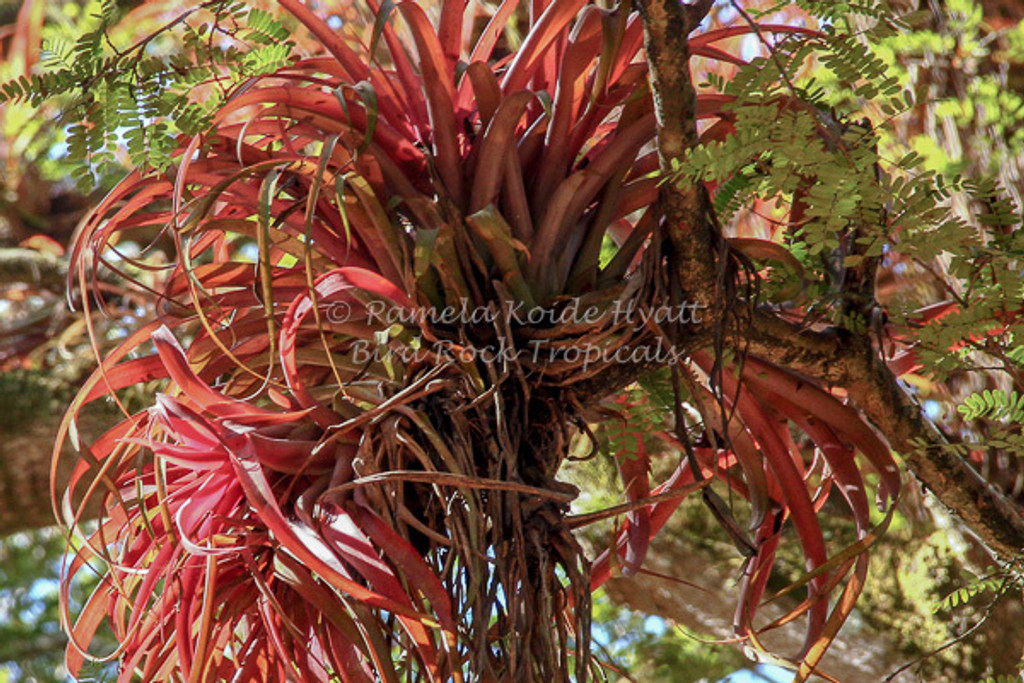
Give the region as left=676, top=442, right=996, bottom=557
left=0, top=0, right=296, bottom=187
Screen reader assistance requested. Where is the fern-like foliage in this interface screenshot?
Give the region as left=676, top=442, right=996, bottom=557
left=675, top=6, right=1023, bottom=349
left=958, top=390, right=1024, bottom=423
left=1, top=1, right=296, bottom=189
left=932, top=567, right=1007, bottom=613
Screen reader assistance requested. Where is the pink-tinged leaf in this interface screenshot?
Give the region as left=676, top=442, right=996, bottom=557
left=609, top=176, right=658, bottom=221
left=437, top=0, right=468, bottom=64
left=692, top=44, right=748, bottom=65
left=531, top=6, right=603, bottom=208
left=253, top=596, right=291, bottom=677
left=887, top=351, right=922, bottom=376
left=340, top=175, right=410, bottom=286
left=52, top=318, right=169, bottom=523
left=151, top=326, right=310, bottom=425
left=705, top=360, right=830, bottom=650
left=175, top=484, right=246, bottom=557
left=516, top=114, right=549, bottom=173
left=337, top=266, right=411, bottom=309
left=299, top=621, right=332, bottom=683
left=560, top=165, right=628, bottom=290
left=794, top=555, right=868, bottom=682
left=590, top=463, right=709, bottom=590
left=212, top=87, right=420, bottom=170
left=365, top=0, right=429, bottom=132
left=910, top=300, right=959, bottom=324
left=141, top=439, right=224, bottom=471
left=65, top=574, right=115, bottom=676
left=700, top=117, right=737, bottom=145
left=316, top=508, right=441, bottom=679
left=616, top=439, right=651, bottom=576
left=526, top=170, right=590, bottom=289
left=348, top=501, right=456, bottom=632
left=500, top=140, right=535, bottom=241
left=9, top=0, right=44, bottom=74
left=587, top=7, right=629, bottom=98
left=690, top=24, right=819, bottom=49
left=280, top=268, right=412, bottom=427
left=325, top=623, right=378, bottom=683
left=528, top=112, right=657, bottom=294
left=279, top=0, right=370, bottom=82
left=766, top=393, right=871, bottom=533
left=469, top=91, right=536, bottom=213
left=60, top=422, right=138, bottom=537
left=462, top=61, right=504, bottom=127
left=605, top=15, right=645, bottom=87
left=248, top=431, right=344, bottom=475
left=272, top=555, right=377, bottom=683
left=501, top=0, right=589, bottom=93
left=465, top=206, right=536, bottom=306
left=80, top=355, right=169, bottom=405
left=319, top=510, right=402, bottom=593
left=740, top=356, right=901, bottom=503
left=174, top=557, right=206, bottom=678
left=68, top=173, right=172, bottom=289
left=224, top=433, right=424, bottom=619
left=696, top=93, right=738, bottom=118
left=467, top=0, right=520, bottom=65
left=734, top=521, right=782, bottom=639
left=682, top=379, right=774, bottom=527
left=395, top=2, right=464, bottom=204
left=599, top=208, right=654, bottom=285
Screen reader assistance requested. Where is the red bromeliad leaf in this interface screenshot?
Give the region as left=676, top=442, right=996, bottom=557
left=684, top=350, right=898, bottom=660
left=56, top=0, right=885, bottom=679
left=739, top=356, right=901, bottom=502
left=616, top=438, right=651, bottom=576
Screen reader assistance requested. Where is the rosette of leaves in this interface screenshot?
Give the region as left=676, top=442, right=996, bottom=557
left=54, top=0, right=906, bottom=681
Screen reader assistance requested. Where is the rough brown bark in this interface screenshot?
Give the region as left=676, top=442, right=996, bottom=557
left=0, top=379, right=109, bottom=537
left=635, top=0, right=1024, bottom=561
left=742, top=316, right=1024, bottom=559
left=634, top=0, right=721, bottom=315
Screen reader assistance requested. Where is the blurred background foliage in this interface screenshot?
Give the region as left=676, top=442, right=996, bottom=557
left=1, top=0, right=1024, bottom=681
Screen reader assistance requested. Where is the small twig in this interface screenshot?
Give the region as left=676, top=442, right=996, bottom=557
left=323, top=470, right=579, bottom=504
left=313, top=362, right=452, bottom=454
left=632, top=564, right=710, bottom=593
left=882, top=575, right=1017, bottom=682
left=565, top=478, right=710, bottom=529
left=729, top=0, right=801, bottom=97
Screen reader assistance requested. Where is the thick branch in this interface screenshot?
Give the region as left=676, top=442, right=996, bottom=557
left=635, top=6, right=1024, bottom=560
left=843, top=353, right=1024, bottom=558
left=634, top=0, right=721, bottom=310
left=0, top=248, right=66, bottom=291
left=744, top=313, right=1024, bottom=558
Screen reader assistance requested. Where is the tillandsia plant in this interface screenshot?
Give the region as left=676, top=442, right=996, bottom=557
left=40, top=0, right=1024, bottom=681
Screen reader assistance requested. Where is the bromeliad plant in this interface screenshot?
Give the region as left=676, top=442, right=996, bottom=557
left=50, top=0, right=919, bottom=680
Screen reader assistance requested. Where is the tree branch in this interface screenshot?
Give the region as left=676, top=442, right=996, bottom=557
left=0, top=248, right=65, bottom=292
left=742, top=313, right=1024, bottom=558
left=634, top=0, right=722, bottom=312
left=634, top=4, right=1024, bottom=560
